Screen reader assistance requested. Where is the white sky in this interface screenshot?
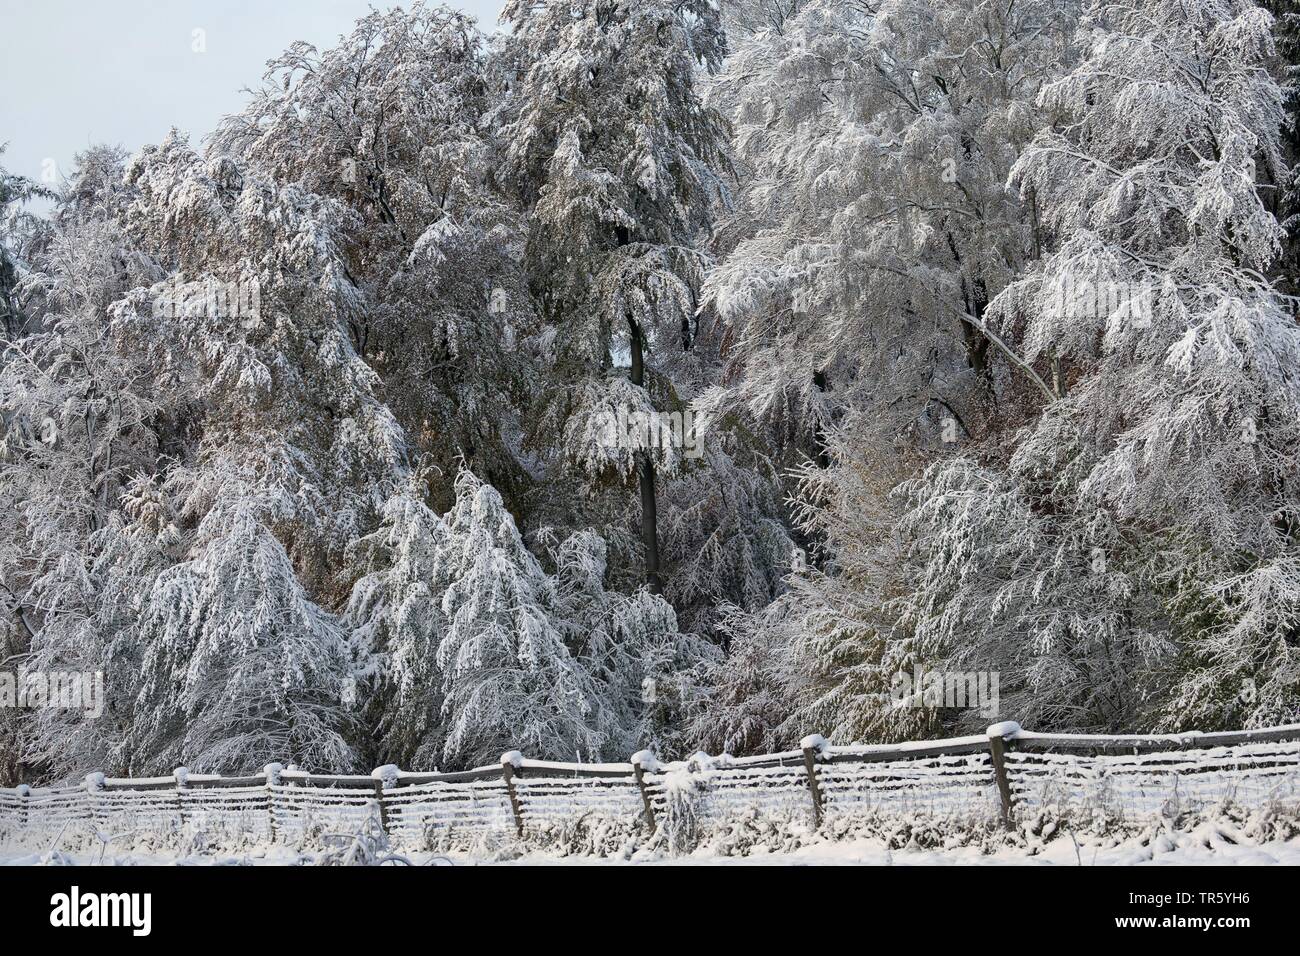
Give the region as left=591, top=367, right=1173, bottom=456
left=0, top=1, right=506, bottom=194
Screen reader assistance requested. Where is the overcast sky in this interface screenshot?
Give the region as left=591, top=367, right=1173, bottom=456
left=0, top=0, right=505, bottom=195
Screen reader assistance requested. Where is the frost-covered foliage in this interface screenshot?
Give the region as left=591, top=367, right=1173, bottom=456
left=694, top=437, right=939, bottom=752
left=697, top=0, right=1082, bottom=745
left=131, top=497, right=354, bottom=773
left=0, top=151, right=53, bottom=782
left=345, top=469, right=703, bottom=769
left=343, top=479, right=450, bottom=765
left=904, top=0, right=1300, bottom=733
left=104, top=132, right=408, bottom=771
left=1, top=3, right=726, bottom=785
left=0, top=181, right=168, bottom=780
left=699, top=0, right=1300, bottom=745
left=429, top=470, right=593, bottom=764
left=0, top=146, right=55, bottom=339
left=115, top=132, right=408, bottom=576
left=496, top=0, right=788, bottom=625
left=4, top=0, right=1298, bottom=785
left=2, top=129, right=409, bottom=776
left=212, top=2, right=535, bottom=510
left=702, top=0, right=1078, bottom=462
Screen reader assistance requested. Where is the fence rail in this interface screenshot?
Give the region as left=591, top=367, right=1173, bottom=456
left=4, top=721, right=1300, bottom=850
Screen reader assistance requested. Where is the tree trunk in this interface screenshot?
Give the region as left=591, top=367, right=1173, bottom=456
left=629, top=318, right=663, bottom=595
left=945, top=231, right=994, bottom=395
left=812, top=369, right=832, bottom=469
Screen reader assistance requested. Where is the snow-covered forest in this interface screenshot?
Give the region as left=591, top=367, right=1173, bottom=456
left=2, top=0, right=1300, bottom=785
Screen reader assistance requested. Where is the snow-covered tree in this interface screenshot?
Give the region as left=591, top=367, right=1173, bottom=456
left=107, top=134, right=409, bottom=768
left=0, top=146, right=54, bottom=339
left=343, top=477, right=451, bottom=767
left=693, top=436, right=935, bottom=751
left=1260, top=0, right=1300, bottom=293
left=688, top=599, right=797, bottom=756
left=550, top=528, right=717, bottom=757
left=722, top=0, right=812, bottom=40
left=114, top=131, right=407, bottom=594
left=702, top=0, right=1079, bottom=469
left=130, top=495, right=354, bottom=773
left=22, top=479, right=180, bottom=778
left=655, top=441, right=793, bottom=635
left=696, top=0, right=1083, bottom=743
left=346, top=467, right=703, bottom=768
left=0, top=191, right=167, bottom=779
left=500, top=0, right=730, bottom=595
left=904, top=0, right=1300, bottom=731
left=213, top=3, right=535, bottom=510
left=429, top=470, right=599, bottom=766
left=10, top=0, right=1299, bottom=783
left=54, top=144, right=134, bottom=229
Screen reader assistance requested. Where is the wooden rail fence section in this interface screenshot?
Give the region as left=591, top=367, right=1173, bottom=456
left=4, top=722, right=1300, bottom=846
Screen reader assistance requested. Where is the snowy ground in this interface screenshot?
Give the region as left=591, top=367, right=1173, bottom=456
left=472, top=837, right=1300, bottom=866
left=5, top=821, right=1297, bottom=866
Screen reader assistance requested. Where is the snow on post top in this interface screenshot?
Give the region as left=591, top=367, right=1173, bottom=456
left=985, top=721, right=1022, bottom=740
left=173, top=766, right=189, bottom=787
left=371, top=764, right=400, bottom=787
left=84, top=772, right=106, bottom=792
left=800, top=734, right=830, bottom=755
left=501, top=750, right=524, bottom=769
left=263, top=762, right=283, bottom=784
left=631, top=749, right=659, bottom=772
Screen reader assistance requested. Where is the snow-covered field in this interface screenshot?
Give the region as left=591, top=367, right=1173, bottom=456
left=6, top=817, right=1297, bottom=866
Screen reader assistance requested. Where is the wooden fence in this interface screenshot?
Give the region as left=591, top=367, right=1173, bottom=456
left=3, top=721, right=1300, bottom=849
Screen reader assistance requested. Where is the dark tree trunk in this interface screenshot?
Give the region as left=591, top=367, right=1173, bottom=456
left=629, top=318, right=663, bottom=595
left=945, top=231, right=994, bottom=395
left=812, top=368, right=832, bottom=469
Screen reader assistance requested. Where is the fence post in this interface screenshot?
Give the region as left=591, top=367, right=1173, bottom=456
left=370, top=764, right=398, bottom=835
left=84, top=771, right=105, bottom=828
left=16, top=784, right=29, bottom=828
left=986, top=721, right=1020, bottom=828
left=501, top=751, right=525, bottom=838
left=174, top=766, right=189, bottom=828
left=631, top=750, right=658, bottom=833
left=800, top=734, right=828, bottom=828
left=263, top=762, right=283, bottom=841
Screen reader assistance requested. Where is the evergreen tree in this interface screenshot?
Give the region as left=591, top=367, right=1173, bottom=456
left=343, top=477, right=452, bottom=767
left=346, top=469, right=704, bottom=768
left=131, top=496, right=354, bottom=773
left=0, top=146, right=54, bottom=339
left=500, top=0, right=730, bottom=595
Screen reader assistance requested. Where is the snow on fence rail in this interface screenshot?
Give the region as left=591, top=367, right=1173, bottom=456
left=4, top=722, right=1300, bottom=849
